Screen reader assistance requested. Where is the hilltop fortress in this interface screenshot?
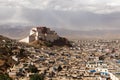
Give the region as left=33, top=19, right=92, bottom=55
left=20, top=27, right=60, bottom=43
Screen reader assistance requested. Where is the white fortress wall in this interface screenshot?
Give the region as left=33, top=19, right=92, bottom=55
left=19, top=37, right=30, bottom=43
left=30, top=28, right=37, bottom=35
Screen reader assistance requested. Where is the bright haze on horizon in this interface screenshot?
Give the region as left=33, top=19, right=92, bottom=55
left=0, top=0, right=120, bottom=31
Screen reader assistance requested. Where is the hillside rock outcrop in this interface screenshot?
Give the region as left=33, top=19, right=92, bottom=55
left=20, top=27, right=72, bottom=47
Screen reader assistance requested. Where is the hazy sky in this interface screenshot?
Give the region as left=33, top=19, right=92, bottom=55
left=0, top=0, right=120, bottom=30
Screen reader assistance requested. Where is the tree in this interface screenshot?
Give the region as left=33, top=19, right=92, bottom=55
left=30, top=74, right=44, bottom=80
left=0, top=74, right=12, bottom=80
left=99, top=55, right=105, bottom=60
left=44, top=42, right=52, bottom=47
left=58, top=65, right=62, bottom=72
left=29, top=65, right=38, bottom=73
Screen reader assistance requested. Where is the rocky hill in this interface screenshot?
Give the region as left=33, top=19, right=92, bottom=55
left=30, top=37, right=72, bottom=47
left=0, top=30, right=71, bottom=73
left=20, top=27, right=72, bottom=47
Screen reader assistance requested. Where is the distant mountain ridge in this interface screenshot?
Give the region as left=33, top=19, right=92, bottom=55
left=0, top=24, right=120, bottom=39
left=55, top=29, right=120, bottom=39
left=0, top=24, right=31, bottom=39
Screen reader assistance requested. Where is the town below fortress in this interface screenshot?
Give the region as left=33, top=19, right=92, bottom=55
left=0, top=27, right=120, bottom=80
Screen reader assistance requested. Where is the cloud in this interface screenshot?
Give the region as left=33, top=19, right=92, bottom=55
left=0, top=0, right=120, bottom=14
left=19, top=8, right=120, bottom=30
left=0, top=0, right=120, bottom=30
